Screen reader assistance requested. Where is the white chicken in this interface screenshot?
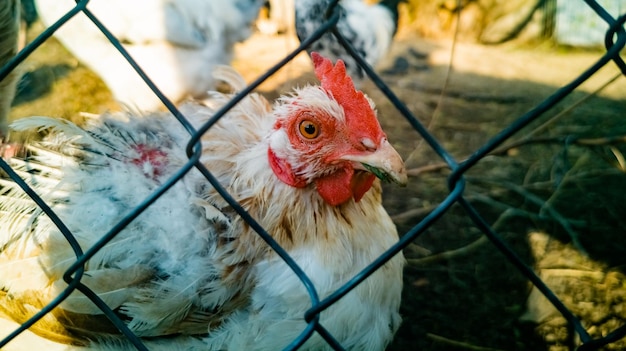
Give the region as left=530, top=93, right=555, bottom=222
left=0, top=52, right=406, bottom=350
left=296, top=0, right=406, bottom=86
left=34, top=0, right=266, bottom=111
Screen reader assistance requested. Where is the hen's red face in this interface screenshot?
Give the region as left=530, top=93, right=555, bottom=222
left=268, top=53, right=406, bottom=206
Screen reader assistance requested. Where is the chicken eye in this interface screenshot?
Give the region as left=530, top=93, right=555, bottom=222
left=299, top=120, right=320, bottom=139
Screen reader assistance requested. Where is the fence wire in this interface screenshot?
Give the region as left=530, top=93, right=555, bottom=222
left=0, top=0, right=625, bottom=350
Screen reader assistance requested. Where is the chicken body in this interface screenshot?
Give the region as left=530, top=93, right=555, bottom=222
left=0, top=54, right=406, bottom=350
left=34, top=0, right=265, bottom=111
left=296, top=0, right=405, bottom=85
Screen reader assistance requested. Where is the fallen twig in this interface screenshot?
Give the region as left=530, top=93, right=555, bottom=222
left=426, top=332, right=507, bottom=351
left=406, top=162, right=450, bottom=176
left=514, top=72, right=623, bottom=142
left=407, top=235, right=488, bottom=266
left=491, top=134, right=626, bottom=157
left=405, top=134, right=626, bottom=177
left=538, top=268, right=605, bottom=280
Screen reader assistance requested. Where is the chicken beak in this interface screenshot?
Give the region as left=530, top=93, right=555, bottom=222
left=343, top=139, right=408, bottom=186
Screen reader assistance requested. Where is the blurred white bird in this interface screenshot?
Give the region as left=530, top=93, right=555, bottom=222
left=0, top=52, right=406, bottom=350
left=34, top=0, right=266, bottom=111
left=296, top=0, right=405, bottom=86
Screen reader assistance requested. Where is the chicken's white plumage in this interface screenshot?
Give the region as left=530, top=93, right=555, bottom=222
left=34, top=0, right=265, bottom=111
left=1, top=54, right=406, bottom=350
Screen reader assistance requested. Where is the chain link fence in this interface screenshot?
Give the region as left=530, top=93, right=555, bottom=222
left=0, top=0, right=625, bottom=350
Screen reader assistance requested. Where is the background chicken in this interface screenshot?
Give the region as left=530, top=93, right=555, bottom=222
left=295, top=0, right=406, bottom=86
left=0, top=51, right=406, bottom=350
left=34, top=0, right=265, bottom=111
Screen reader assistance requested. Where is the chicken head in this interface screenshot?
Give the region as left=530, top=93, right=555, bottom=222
left=268, top=52, right=407, bottom=206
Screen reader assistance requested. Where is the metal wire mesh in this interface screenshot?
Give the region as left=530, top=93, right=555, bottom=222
left=0, top=0, right=625, bottom=350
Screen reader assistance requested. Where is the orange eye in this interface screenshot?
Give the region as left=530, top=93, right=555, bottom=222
left=299, top=120, right=320, bottom=139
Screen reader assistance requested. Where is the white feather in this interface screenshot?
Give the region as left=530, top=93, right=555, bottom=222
left=34, top=0, right=266, bottom=111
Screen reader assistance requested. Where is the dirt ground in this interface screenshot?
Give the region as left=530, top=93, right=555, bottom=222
left=8, top=20, right=626, bottom=351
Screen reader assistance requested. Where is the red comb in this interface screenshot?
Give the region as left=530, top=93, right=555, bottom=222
left=311, top=52, right=383, bottom=141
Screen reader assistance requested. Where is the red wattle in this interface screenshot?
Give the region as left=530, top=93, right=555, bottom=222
left=315, top=167, right=353, bottom=206
left=268, top=148, right=375, bottom=206
left=351, top=172, right=376, bottom=202
left=315, top=167, right=375, bottom=206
